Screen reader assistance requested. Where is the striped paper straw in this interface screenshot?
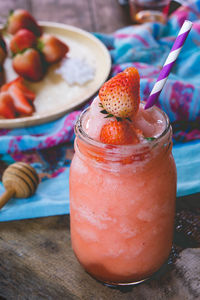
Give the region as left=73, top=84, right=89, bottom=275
left=145, top=20, right=193, bottom=110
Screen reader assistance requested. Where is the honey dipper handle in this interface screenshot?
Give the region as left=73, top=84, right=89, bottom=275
left=0, top=188, right=15, bottom=210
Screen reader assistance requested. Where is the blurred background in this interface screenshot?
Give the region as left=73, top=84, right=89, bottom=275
left=0, top=0, right=131, bottom=33
left=0, top=0, right=181, bottom=33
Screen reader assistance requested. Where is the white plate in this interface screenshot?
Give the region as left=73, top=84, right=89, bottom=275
left=0, top=21, right=111, bottom=128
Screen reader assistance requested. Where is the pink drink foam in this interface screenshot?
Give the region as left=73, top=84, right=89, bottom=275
left=84, top=97, right=165, bottom=142
left=84, top=96, right=115, bottom=140
left=134, top=106, right=166, bottom=138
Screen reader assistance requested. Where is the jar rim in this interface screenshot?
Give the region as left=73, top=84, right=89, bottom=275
left=75, top=102, right=171, bottom=151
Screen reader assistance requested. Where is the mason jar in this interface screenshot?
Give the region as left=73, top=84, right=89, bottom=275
left=69, top=104, right=177, bottom=286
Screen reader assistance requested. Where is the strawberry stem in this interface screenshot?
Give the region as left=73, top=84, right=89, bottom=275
left=144, top=137, right=156, bottom=141
left=36, top=39, right=44, bottom=52
left=116, top=117, right=122, bottom=122
left=99, top=102, right=131, bottom=123
left=9, top=9, right=14, bottom=16
left=104, top=114, right=114, bottom=118
left=100, top=109, right=108, bottom=114
left=3, top=9, right=14, bottom=32
left=126, top=117, right=132, bottom=122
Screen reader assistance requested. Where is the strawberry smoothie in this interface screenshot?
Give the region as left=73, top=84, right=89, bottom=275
left=69, top=68, right=177, bottom=285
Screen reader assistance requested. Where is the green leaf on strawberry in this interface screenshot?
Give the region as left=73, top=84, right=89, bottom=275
left=144, top=137, right=156, bottom=141
left=36, top=39, right=44, bottom=52
left=100, top=109, right=108, bottom=114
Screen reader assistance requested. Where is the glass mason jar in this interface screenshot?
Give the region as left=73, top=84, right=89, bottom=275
left=69, top=104, right=177, bottom=286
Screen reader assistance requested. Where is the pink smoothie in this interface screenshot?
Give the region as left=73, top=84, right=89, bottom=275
left=69, top=98, right=177, bottom=284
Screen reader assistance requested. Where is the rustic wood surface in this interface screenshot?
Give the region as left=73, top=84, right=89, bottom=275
left=0, top=1, right=199, bottom=299
left=0, top=197, right=200, bottom=300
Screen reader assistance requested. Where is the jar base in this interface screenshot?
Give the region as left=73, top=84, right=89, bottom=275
left=85, top=256, right=171, bottom=287
left=102, top=277, right=149, bottom=287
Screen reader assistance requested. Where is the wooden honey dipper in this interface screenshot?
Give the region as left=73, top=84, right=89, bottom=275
left=0, top=162, right=39, bottom=209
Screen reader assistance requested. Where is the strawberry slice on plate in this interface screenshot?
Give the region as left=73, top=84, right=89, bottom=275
left=9, top=84, right=34, bottom=115
left=1, top=77, right=35, bottom=101
left=0, top=92, right=15, bottom=119
left=1, top=77, right=35, bottom=116
left=15, top=80, right=35, bottom=101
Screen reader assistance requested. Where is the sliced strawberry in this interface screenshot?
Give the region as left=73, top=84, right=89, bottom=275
left=38, top=34, right=69, bottom=64
left=12, top=48, right=45, bottom=82
left=7, top=9, right=42, bottom=36
left=100, top=119, right=139, bottom=145
left=0, top=92, right=15, bottom=119
left=9, top=84, right=34, bottom=115
left=99, top=67, right=140, bottom=119
left=1, top=77, right=35, bottom=101
left=10, top=29, right=37, bottom=54
left=1, top=77, right=22, bottom=92
left=0, top=77, right=35, bottom=117
left=15, top=81, right=35, bottom=101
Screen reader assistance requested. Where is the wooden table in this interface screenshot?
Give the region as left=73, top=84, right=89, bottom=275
left=0, top=1, right=200, bottom=299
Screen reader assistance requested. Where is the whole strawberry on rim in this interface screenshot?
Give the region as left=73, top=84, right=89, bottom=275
left=98, top=67, right=141, bottom=145
left=99, top=67, right=140, bottom=119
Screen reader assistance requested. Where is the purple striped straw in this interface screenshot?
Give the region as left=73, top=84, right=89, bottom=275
left=145, top=20, right=193, bottom=110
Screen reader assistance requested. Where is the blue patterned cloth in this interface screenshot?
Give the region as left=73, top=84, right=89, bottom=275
left=1, top=0, right=200, bottom=153
left=95, top=0, right=200, bottom=126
